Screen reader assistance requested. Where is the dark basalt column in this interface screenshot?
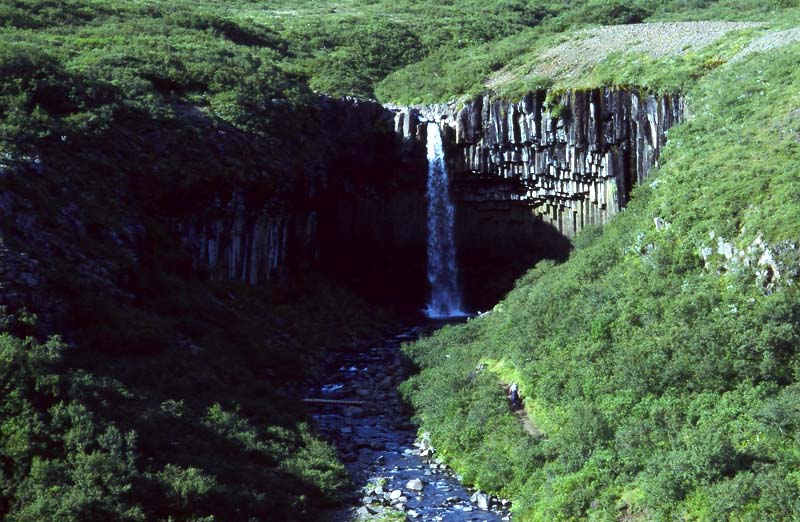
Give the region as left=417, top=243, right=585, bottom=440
left=179, top=89, right=682, bottom=312
left=389, top=88, right=683, bottom=310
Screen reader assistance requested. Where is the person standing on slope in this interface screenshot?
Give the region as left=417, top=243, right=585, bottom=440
left=509, top=382, right=519, bottom=409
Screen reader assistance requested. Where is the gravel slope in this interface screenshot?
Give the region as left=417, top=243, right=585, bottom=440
left=487, top=21, right=759, bottom=88
left=729, top=27, right=800, bottom=62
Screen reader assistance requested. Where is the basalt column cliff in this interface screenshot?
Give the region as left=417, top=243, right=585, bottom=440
left=175, top=89, right=682, bottom=312
left=391, top=88, right=683, bottom=309
left=178, top=98, right=431, bottom=308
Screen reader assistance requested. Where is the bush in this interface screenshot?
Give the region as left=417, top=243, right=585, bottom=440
left=402, top=43, right=800, bottom=520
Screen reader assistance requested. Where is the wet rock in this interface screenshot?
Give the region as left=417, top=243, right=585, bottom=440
left=310, top=330, right=511, bottom=522
left=470, top=491, right=490, bottom=510
left=406, top=478, right=424, bottom=491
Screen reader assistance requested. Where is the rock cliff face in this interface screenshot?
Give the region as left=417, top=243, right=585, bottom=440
left=179, top=193, right=314, bottom=284
left=391, top=89, right=684, bottom=238
left=177, top=97, right=430, bottom=306
left=0, top=89, right=683, bottom=319
left=386, top=88, right=682, bottom=308
left=176, top=89, right=683, bottom=310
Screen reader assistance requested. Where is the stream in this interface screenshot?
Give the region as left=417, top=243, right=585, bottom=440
left=309, top=325, right=511, bottom=522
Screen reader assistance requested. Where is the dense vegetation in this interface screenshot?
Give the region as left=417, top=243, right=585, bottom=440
left=0, top=279, right=396, bottom=521
left=0, top=2, right=393, bottom=520
left=2, top=0, right=800, bottom=520
left=401, top=41, right=800, bottom=521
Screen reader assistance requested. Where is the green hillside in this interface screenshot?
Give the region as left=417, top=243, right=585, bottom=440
left=401, top=38, right=800, bottom=522
left=1, top=0, right=800, bottom=521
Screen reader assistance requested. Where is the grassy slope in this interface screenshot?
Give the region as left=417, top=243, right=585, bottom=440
left=238, top=0, right=554, bottom=98
left=401, top=41, right=800, bottom=521
left=0, top=3, right=394, bottom=521
left=376, top=2, right=800, bottom=103
left=3, top=1, right=800, bottom=521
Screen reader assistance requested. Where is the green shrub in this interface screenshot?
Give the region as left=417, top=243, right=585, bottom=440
left=402, top=43, right=800, bottom=521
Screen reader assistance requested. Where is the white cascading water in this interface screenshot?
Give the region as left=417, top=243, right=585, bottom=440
left=424, top=122, right=465, bottom=318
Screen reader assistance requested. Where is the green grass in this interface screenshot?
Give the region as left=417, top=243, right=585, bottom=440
left=376, top=3, right=800, bottom=103
left=401, top=43, right=800, bottom=521
left=2, top=1, right=800, bottom=520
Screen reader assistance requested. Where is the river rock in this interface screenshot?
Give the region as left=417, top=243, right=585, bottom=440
left=406, top=478, right=424, bottom=491
left=343, top=406, right=364, bottom=416
left=390, top=489, right=403, bottom=500
left=470, top=491, right=490, bottom=510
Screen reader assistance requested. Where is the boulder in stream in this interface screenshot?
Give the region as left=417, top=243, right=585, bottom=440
left=470, top=491, right=490, bottom=510
left=406, top=478, right=424, bottom=491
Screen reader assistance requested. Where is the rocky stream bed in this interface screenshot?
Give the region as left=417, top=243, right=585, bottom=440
left=309, top=325, right=512, bottom=522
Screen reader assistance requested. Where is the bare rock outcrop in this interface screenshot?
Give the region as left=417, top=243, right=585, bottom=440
left=390, top=88, right=684, bottom=238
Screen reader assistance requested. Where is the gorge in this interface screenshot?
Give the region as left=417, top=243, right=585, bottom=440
left=0, top=85, right=684, bottom=521
left=177, top=88, right=683, bottom=313
left=3, top=4, right=798, bottom=521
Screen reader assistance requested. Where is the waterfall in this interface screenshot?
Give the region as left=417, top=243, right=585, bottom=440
left=424, top=122, right=465, bottom=318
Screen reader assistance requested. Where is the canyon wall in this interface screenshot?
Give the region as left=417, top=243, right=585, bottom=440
left=178, top=89, right=683, bottom=310
left=177, top=97, right=430, bottom=306
left=391, top=88, right=684, bottom=238
left=0, top=89, right=683, bottom=331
